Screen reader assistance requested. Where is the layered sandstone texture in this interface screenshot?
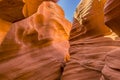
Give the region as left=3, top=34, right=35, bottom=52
left=62, top=0, right=120, bottom=80
left=0, top=0, right=24, bottom=22
left=0, top=1, right=71, bottom=80
left=104, top=0, right=120, bottom=36
left=101, top=0, right=120, bottom=80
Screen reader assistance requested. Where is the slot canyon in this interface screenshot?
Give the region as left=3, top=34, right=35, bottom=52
left=0, top=0, right=120, bottom=80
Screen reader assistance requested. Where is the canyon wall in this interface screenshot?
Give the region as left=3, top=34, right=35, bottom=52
left=62, top=0, right=120, bottom=80
left=0, top=1, right=71, bottom=80
left=104, top=0, right=120, bottom=36
left=0, top=0, right=120, bottom=80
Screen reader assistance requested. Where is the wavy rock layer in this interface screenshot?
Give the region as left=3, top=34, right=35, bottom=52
left=0, top=0, right=24, bottom=22
left=101, top=0, right=120, bottom=80
left=73, top=0, right=110, bottom=37
left=104, top=0, right=120, bottom=36
left=62, top=0, right=120, bottom=80
left=0, top=1, right=71, bottom=80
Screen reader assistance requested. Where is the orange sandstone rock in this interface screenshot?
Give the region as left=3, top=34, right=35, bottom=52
left=74, top=0, right=110, bottom=37
left=0, top=0, right=24, bottom=43
left=22, top=0, right=59, bottom=17
left=0, top=19, right=11, bottom=44
left=62, top=0, right=120, bottom=80
left=0, top=1, right=71, bottom=80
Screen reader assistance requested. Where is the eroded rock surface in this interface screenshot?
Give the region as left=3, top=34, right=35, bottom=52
left=0, top=0, right=120, bottom=80
left=62, top=0, right=120, bottom=80
left=101, top=0, right=120, bottom=80
left=23, top=0, right=59, bottom=17
left=0, top=1, right=71, bottom=80
left=0, top=0, right=24, bottom=44
left=104, top=0, right=120, bottom=36
left=0, top=0, right=24, bottom=22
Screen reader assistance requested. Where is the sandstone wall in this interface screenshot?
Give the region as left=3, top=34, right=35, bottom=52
left=104, top=0, right=120, bottom=36
left=0, top=0, right=120, bottom=80
left=62, top=0, right=120, bottom=80
left=0, top=1, right=71, bottom=80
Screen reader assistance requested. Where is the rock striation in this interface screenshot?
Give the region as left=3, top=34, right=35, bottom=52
left=0, top=0, right=120, bottom=80
left=62, top=0, right=120, bottom=80
left=101, top=0, right=120, bottom=80
left=104, top=0, right=120, bottom=36
left=0, top=1, right=71, bottom=80
left=0, top=0, right=24, bottom=22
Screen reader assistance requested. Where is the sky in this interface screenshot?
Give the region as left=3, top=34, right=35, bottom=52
left=58, top=0, right=80, bottom=22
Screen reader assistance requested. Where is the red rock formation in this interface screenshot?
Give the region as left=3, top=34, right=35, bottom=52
left=62, top=0, right=120, bottom=80
left=0, top=0, right=59, bottom=44
left=0, top=0, right=24, bottom=22
left=101, top=0, right=120, bottom=80
left=0, top=0, right=24, bottom=44
left=104, top=0, right=120, bottom=36
left=0, top=1, right=71, bottom=80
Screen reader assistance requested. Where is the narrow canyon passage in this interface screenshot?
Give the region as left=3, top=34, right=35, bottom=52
left=0, top=0, right=120, bottom=80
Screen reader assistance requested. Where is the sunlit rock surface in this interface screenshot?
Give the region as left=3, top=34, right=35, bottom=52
left=0, top=1, right=71, bottom=80
left=0, top=0, right=59, bottom=44
left=62, top=0, right=120, bottom=80
left=0, top=19, right=11, bottom=44
left=23, top=0, right=59, bottom=17
left=73, top=0, right=110, bottom=36
left=0, top=0, right=24, bottom=22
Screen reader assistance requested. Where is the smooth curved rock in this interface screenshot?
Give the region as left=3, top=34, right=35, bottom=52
left=102, top=49, right=120, bottom=80
left=100, top=0, right=120, bottom=80
left=23, top=0, right=59, bottom=17
left=0, top=1, right=71, bottom=80
left=62, top=0, right=120, bottom=80
left=0, top=0, right=24, bottom=22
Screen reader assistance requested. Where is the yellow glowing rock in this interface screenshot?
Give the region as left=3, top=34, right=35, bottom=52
left=22, top=0, right=59, bottom=17
left=0, top=19, right=11, bottom=44
left=74, top=0, right=110, bottom=36
left=22, top=0, right=43, bottom=17
left=20, top=1, right=70, bottom=45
